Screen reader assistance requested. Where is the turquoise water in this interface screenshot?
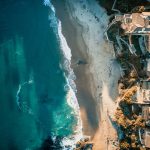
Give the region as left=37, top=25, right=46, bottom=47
left=0, top=0, right=77, bottom=149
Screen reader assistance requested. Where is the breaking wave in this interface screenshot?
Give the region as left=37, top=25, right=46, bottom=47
left=16, top=79, right=33, bottom=114
left=58, top=21, right=83, bottom=149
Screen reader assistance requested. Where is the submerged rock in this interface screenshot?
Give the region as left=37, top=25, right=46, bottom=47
left=38, top=136, right=63, bottom=150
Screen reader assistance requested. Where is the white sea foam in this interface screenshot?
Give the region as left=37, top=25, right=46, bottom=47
left=43, top=0, right=50, bottom=7
left=16, top=84, right=21, bottom=109
left=44, top=0, right=58, bottom=32
left=57, top=20, right=83, bottom=149
left=16, top=79, right=33, bottom=112
left=48, top=13, right=58, bottom=30
left=58, top=22, right=72, bottom=61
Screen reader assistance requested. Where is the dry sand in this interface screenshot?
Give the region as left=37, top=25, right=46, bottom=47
left=53, top=0, right=121, bottom=149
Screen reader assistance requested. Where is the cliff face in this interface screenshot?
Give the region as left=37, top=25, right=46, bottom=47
left=97, top=0, right=149, bottom=14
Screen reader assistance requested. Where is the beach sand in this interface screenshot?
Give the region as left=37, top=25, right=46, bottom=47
left=53, top=0, right=121, bottom=149
left=52, top=0, right=99, bottom=136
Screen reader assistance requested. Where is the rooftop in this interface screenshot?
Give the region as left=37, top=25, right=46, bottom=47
left=136, top=81, right=150, bottom=104
left=144, top=129, right=150, bottom=148
left=115, top=12, right=150, bottom=35
left=142, top=106, right=150, bottom=121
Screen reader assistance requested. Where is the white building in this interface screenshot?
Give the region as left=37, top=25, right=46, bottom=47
left=144, top=129, right=150, bottom=148
left=115, top=12, right=150, bottom=52
left=136, top=80, right=150, bottom=104
left=119, top=12, right=150, bottom=35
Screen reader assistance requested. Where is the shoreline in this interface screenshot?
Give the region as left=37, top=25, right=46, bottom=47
left=52, top=0, right=99, bottom=137
left=53, top=0, right=121, bottom=149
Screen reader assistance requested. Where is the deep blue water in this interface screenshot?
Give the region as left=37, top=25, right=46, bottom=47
left=0, top=0, right=76, bottom=149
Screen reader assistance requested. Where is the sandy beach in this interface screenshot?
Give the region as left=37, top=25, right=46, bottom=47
left=53, top=0, right=121, bottom=149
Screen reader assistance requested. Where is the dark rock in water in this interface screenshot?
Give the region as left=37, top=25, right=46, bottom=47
left=54, top=136, right=63, bottom=147
left=84, top=144, right=93, bottom=150
left=75, top=138, right=93, bottom=150
left=38, top=136, right=63, bottom=150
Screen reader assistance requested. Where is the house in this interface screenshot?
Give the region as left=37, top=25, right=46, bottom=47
left=136, top=80, right=150, bottom=104
left=142, top=106, right=150, bottom=121
left=147, top=59, right=150, bottom=76
left=115, top=12, right=150, bottom=52
left=144, top=129, right=150, bottom=148
left=117, top=12, right=150, bottom=35
left=145, top=35, right=150, bottom=52
left=139, top=105, right=150, bottom=148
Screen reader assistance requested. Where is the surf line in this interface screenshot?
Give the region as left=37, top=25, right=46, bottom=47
left=43, top=0, right=83, bottom=148
left=16, top=80, right=33, bottom=114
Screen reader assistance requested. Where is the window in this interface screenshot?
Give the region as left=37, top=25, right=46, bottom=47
left=125, top=18, right=132, bottom=24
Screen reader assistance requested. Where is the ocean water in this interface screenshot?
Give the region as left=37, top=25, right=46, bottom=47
left=0, top=0, right=82, bottom=149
